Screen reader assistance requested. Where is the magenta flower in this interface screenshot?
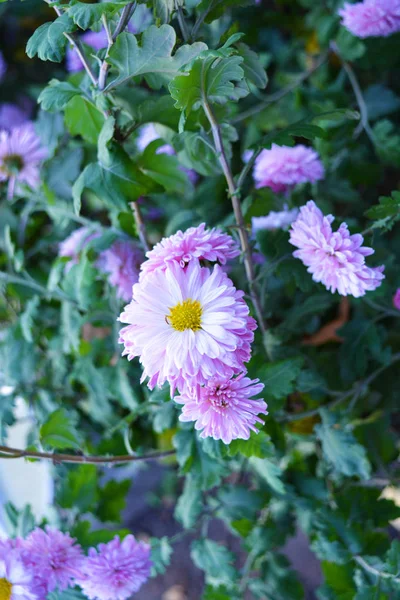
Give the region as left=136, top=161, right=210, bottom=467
left=0, top=551, right=38, bottom=600
left=97, top=240, right=144, bottom=302
left=253, top=144, right=324, bottom=193
left=289, top=201, right=385, bottom=297
left=339, top=0, right=400, bottom=38
left=136, top=123, right=175, bottom=155
left=78, top=535, right=151, bottom=600
left=119, top=261, right=256, bottom=394
left=59, top=226, right=100, bottom=272
left=176, top=373, right=267, bottom=444
left=20, top=527, right=83, bottom=593
left=393, top=288, right=400, bottom=310
left=0, top=52, right=7, bottom=82
left=140, top=223, right=240, bottom=280
left=0, top=104, right=31, bottom=131
left=0, top=124, right=47, bottom=198
left=252, top=207, right=299, bottom=232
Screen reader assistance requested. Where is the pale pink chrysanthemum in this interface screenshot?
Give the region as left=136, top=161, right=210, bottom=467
left=97, top=240, right=144, bottom=302
left=176, top=373, right=267, bottom=444
left=0, top=124, right=47, bottom=198
left=58, top=226, right=100, bottom=272
left=339, top=0, right=400, bottom=38
left=0, top=103, right=31, bottom=131
left=20, top=527, right=83, bottom=593
left=77, top=535, right=151, bottom=600
left=253, top=144, right=324, bottom=193
left=252, top=206, right=299, bottom=232
left=0, top=52, right=6, bottom=82
left=119, top=261, right=256, bottom=395
left=393, top=288, right=400, bottom=310
left=140, top=223, right=240, bottom=280
left=289, top=200, right=385, bottom=297
left=0, top=551, right=38, bottom=600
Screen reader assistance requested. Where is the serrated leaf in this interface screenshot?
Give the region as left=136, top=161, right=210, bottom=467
left=20, top=296, right=39, bottom=343
left=26, top=13, right=75, bottom=62
left=151, top=537, right=173, bottom=575
left=69, top=2, right=127, bottom=29
left=315, top=410, right=371, bottom=480
left=258, top=358, right=303, bottom=400
left=197, top=0, right=252, bottom=23
left=62, top=256, right=97, bottom=310
left=236, top=42, right=267, bottom=89
left=249, top=457, right=286, bottom=495
left=106, top=27, right=207, bottom=91
left=227, top=431, right=274, bottom=458
left=58, top=465, right=99, bottom=512
left=191, top=539, right=237, bottom=586
left=64, top=96, right=105, bottom=145
left=40, top=408, right=82, bottom=450
left=97, top=479, right=130, bottom=522
left=365, top=191, right=400, bottom=222
left=175, top=474, right=203, bottom=529
left=139, top=141, right=189, bottom=193
left=38, top=79, right=81, bottom=112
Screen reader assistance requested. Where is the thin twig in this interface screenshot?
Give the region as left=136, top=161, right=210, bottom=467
left=354, top=556, right=400, bottom=583
left=175, top=0, right=190, bottom=42
left=112, top=2, right=137, bottom=41
left=0, top=445, right=175, bottom=465
left=191, top=0, right=217, bottom=40
left=130, top=201, right=150, bottom=253
left=98, top=14, right=114, bottom=91
left=232, top=51, right=329, bottom=124
left=200, top=64, right=266, bottom=335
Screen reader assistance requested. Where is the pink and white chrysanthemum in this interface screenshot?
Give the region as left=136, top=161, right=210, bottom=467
left=20, top=527, right=83, bottom=593
left=0, top=124, right=47, bottom=198
left=289, top=200, right=385, bottom=297
left=393, top=288, right=400, bottom=310
left=59, top=226, right=100, bottom=272
left=97, top=240, right=144, bottom=302
left=77, top=535, right=151, bottom=600
left=140, top=223, right=240, bottom=280
left=119, top=261, right=256, bottom=394
left=253, top=144, right=324, bottom=193
left=0, top=551, right=38, bottom=600
left=339, top=0, right=400, bottom=38
left=252, top=207, right=299, bottom=232
left=176, top=373, right=267, bottom=444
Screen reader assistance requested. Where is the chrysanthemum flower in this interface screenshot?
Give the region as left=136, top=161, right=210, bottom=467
left=252, top=207, right=299, bottom=232
left=289, top=200, right=385, bottom=297
left=97, top=240, right=144, bottom=302
left=339, top=0, right=400, bottom=38
left=0, top=551, right=38, bottom=600
left=119, top=261, right=256, bottom=394
left=253, top=144, right=324, bottom=193
left=59, top=227, right=100, bottom=272
left=140, top=223, right=240, bottom=280
left=176, top=373, right=267, bottom=444
left=0, top=124, right=47, bottom=198
left=0, top=104, right=31, bottom=131
left=78, top=535, right=151, bottom=600
left=20, top=527, right=83, bottom=593
left=393, top=288, right=400, bottom=310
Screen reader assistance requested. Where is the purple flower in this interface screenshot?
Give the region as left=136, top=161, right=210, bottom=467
left=253, top=144, right=324, bottom=193
left=176, top=373, right=267, bottom=444
left=0, top=103, right=31, bottom=131
left=97, top=240, right=144, bottom=302
left=59, top=226, right=101, bottom=272
left=0, top=124, right=47, bottom=198
left=0, top=52, right=7, bottom=82
left=252, top=206, right=299, bottom=232
left=20, top=527, right=84, bottom=593
left=339, top=0, right=400, bottom=38
left=77, top=535, right=151, bottom=600
left=289, top=200, right=385, bottom=297
left=393, top=288, right=400, bottom=310
left=0, top=551, right=38, bottom=600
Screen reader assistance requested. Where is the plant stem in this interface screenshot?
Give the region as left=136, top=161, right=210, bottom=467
left=191, top=0, right=216, bottom=40
left=130, top=201, right=150, bottom=253
left=201, top=84, right=266, bottom=334
left=175, top=0, right=190, bottom=42
left=232, top=51, right=329, bottom=124
left=0, top=272, right=78, bottom=306
left=112, top=2, right=137, bottom=41
left=98, top=14, right=113, bottom=91
left=354, top=556, right=400, bottom=583
left=0, top=445, right=175, bottom=465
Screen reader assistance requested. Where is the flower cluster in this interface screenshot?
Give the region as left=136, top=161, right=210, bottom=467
left=339, top=0, right=400, bottom=38
left=119, top=224, right=267, bottom=444
left=0, top=528, right=151, bottom=600
left=289, top=201, right=385, bottom=297
left=253, top=144, right=324, bottom=193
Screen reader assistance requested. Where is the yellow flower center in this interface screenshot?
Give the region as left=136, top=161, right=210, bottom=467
left=167, top=298, right=202, bottom=332
left=0, top=578, right=12, bottom=600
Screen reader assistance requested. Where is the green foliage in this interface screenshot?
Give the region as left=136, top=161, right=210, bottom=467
left=40, top=408, right=82, bottom=450
left=191, top=539, right=237, bottom=587
left=68, top=2, right=128, bottom=30
left=26, top=14, right=76, bottom=62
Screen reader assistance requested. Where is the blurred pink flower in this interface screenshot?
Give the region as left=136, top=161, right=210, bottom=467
left=0, top=551, right=38, bottom=600
left=393, top=288, right=400, bottom=310
left=176, top=373, right=267, bottom=444
left=59, top=226, right=100, bottom=271
left=252, top=206, right=299, bottom=232
left=140, top=222, right=240, bottom=280
left=0, top=124, right=47, bottom=198
left=97, top=240, right=144, bottom=302
left=0, top=103, right=31, bottom=131
left=339, top=0, right=400, bottom=38
left=78, top=535, right=151, bottom=600
left=119, top=261, right=256, bottom=394
left=289, top=200, right=385, bottom=297
left=253, top=144, right=324, bottom=193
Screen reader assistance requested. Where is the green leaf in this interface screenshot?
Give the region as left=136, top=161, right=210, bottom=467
left=97, top=479, right=131, bottom=522
left=58, top=465, right=99, bottom=512
left=71, top=359, right=114, bottom=425
left=106, top=27, right=207, bottom=91
left=153, top=0, right=175, bottom=24
left=20, top=296, right=39, bottom=343
left=62, top=256, right=97, bottom=310
left=151, top=537, right=173, bottom=575
left=335, top=28, right=366, bottom=61
left=139, top=141, right=189, bottom=193
left=60, top=302, right=82, bottom=354
left=40, top=408, right=82, bottom=450
left=191, top=539, right=237, bottom=586
left=236, top=43, right=268, bottom=89
left=26, top=13, right=75, bottom=62
left=365, top=191, right=400, bottom=226
left=319, top=562, right=357, bottom=600
left=173, top=429, right=227, bottom=490
left=38, top=79, right=81, bottom=112
left=258, top=358, right=303, bottom=400
left=197, top=0, right=252, bottom=23
left=315, top=410, right=371, bottom=480
left=364, top=84, right=400, bottom=120
left=175, top=474, right=203, bottom=529
left=68, top=2, right=127, bottom=29
left=227, top=431, right=274, bottom=458
left=249, top=457, right=286, bottom=495
left=64, top=96, right=105, bottom=145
